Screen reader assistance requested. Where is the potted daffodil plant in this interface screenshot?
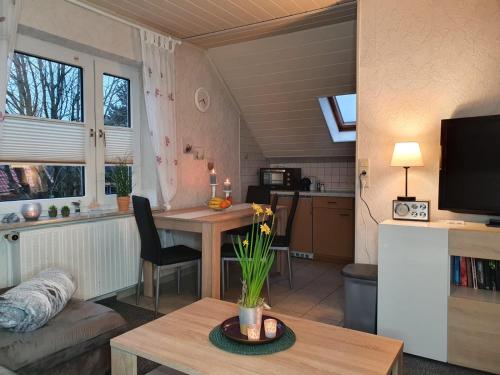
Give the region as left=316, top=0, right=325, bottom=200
left=233, top=203, right=276, bottom=335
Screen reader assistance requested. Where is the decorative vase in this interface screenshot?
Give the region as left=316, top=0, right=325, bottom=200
left=238, top=304, right=263, bottom=336
left=117, top=196, right=131, bottom=213
left=21, top=203, right=42, bottom=221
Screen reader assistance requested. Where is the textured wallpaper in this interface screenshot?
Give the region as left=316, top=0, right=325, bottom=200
left=357, top=0, right=500, bottom=263
left=171, top=44, right=241, bottom=209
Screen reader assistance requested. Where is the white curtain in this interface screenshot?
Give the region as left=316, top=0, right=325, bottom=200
left=0, top=0, right=22, bottom=123
left=140, top=29, right=178, bottom=209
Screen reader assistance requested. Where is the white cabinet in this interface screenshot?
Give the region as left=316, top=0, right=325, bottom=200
left=378, top=220, right=449, bottom=362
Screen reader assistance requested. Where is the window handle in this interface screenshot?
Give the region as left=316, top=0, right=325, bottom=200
left=99, top=129, right=106, bottom=147
left=90, top=128, right=96, bottom=147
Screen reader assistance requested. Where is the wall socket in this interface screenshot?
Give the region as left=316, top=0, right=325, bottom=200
left=358, top=158, right=370, bottom=188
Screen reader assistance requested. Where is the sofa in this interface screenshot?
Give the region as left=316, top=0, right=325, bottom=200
left=0, top=289, right=128, bottom=375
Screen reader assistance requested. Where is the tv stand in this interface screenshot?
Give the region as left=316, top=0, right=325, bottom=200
left=486, top=218, right=500, bottom=227
left=378, top=220, right=500, bottom=374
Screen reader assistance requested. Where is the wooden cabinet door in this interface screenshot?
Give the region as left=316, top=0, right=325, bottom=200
left=313, top=207, right=354, bottom=263
left=277, top=196, right=313, bottom=253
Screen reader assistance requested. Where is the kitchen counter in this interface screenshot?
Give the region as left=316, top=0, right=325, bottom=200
left=271, top=190, right=355, bottom=198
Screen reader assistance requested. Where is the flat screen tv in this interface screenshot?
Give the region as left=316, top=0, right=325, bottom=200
left=439, top=114, right=500, bottom=215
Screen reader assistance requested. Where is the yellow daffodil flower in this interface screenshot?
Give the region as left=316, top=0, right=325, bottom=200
left=265, top=207, right=273, bottom=216
left=243, top=239, right=249, bottom=247
left=260, top=223, right=271, bottom=235
left=252, top=202, right=263, bottom=215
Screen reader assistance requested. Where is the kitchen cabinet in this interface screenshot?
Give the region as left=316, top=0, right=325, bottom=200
left=272, top=193, right=355, bottom=262
left=275, top=195, right=313, bottom=254
left=313, top=197, right=354, bottom=263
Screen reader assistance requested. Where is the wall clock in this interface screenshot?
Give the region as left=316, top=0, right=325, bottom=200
left=195, top=87, right=210, bottom=112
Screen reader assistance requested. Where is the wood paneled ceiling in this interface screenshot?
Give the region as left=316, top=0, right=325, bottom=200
left=78, top=0, right=356, bottom=47
left=209, top=21, right=356, bottom=158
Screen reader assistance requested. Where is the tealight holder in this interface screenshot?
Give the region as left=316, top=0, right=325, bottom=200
left=264, top=318, right=277, bottom=339
left=223, top=189, right=232, bottom=199
left=247, top=324, right=261, bottom=341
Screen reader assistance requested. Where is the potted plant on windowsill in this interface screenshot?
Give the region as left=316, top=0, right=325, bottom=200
left=109, top=159, right=132, bottom=213
left=233, top=203, right=276, bottom=335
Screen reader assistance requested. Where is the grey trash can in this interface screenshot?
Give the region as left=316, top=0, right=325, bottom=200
left=341, top=263, right=378, bottom=334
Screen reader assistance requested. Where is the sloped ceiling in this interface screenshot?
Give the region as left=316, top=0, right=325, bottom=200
left=77, top=0, right=356, bottom=48
left=208, top=20, right=356, bottom=158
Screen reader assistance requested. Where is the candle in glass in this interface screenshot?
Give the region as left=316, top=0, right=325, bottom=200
left=264, top=318, right=277, bottom=339
left=247, top=324, right=261, bottom=341
left=209, top=169, right=217, bottom=185
left=223, top=178, right=231, bottom=191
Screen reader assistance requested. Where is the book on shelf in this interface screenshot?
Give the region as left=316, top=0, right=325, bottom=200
left=451, top=256, right=498, bottom=291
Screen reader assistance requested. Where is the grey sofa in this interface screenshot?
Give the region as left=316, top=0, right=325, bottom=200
left=0, top=290, right=128, bottom=375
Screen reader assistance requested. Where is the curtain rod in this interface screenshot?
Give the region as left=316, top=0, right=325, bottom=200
left=65, top=0, right=182, bottom=46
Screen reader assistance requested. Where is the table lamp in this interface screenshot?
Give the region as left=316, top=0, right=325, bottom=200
left=391, top=142, right=423, bottom=201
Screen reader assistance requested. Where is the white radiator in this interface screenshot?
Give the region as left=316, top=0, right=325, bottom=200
left=18, top=216, right=140, bottom=300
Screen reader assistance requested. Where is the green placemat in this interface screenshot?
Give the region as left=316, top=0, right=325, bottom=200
left=209, top=325, right=296, bottom=355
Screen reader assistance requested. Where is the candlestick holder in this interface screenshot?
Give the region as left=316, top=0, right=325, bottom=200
left=210, top=184, right=218, bottom=199
left=223, top=189, right=232, bottom=199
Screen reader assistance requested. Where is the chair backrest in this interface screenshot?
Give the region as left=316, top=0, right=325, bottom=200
left=246, top=185, right=270, bottom=204
left=284, top=191, right=300, bottom=246
left=132, top=195, right=162, bottom=264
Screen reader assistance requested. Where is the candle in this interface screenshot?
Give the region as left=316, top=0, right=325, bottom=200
left=209, top=169, right=217, bottom=185
left=223, top=178, right=231, bottom=191
left=264, top=318, right=277, bottom=339
left=247, top=324, right=261, bottom=341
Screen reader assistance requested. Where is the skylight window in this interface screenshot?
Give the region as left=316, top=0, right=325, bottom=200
left=318, top=93, right=356, bottom=143
left=334, top=94, right=356, bottom=125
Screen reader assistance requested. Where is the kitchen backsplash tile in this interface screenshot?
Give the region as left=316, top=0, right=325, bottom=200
left=270, top=161, right=355, bottom=190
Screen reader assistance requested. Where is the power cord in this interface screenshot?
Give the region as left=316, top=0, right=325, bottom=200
left=359, top=172, right=379, bottom=225
left=358, top=171, right=379, bottom=264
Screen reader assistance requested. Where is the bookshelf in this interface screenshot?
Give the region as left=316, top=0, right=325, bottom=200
left=448, top=227, right=500, bottom=374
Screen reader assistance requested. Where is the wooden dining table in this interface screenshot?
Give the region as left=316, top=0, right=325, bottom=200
left=145, top=203, right=287, bottom=299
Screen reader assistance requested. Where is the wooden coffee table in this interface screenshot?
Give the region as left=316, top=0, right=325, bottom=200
left=111, top=298, right=403, bottom=375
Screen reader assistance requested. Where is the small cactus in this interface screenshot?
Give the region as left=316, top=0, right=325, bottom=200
left=61, top=206, right=70, bottom=217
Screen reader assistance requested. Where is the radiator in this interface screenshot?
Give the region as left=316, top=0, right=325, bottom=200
left=18, top=216, right=140, bottom=300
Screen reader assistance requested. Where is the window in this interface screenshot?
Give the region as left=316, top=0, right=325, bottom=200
left=6, top=52, right=83, bottom=122
left=318, top=93, right=356, bottom=143
left=0, top=35, right=140, bottom=211
left=0, top=165, right=84, bottom=201
left=328, top=93, right=356, bottom=131
left=103, top=74, right=130, bottom=128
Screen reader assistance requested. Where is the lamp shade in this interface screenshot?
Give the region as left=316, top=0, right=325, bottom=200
left=391, top=142, right=424, bottom=167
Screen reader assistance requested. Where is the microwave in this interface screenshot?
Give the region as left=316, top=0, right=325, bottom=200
left=260, top=168, right=301, bottom=190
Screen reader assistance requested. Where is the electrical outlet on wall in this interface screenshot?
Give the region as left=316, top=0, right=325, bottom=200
left=358, top=158, right=370, bottom=188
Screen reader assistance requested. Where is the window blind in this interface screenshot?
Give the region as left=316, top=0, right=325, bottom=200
left=105, top=127, right=133, bottom=164
left=0, top=117, right=86, bottom=164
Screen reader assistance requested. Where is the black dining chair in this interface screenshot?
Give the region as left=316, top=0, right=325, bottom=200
left=220, top=193, right=279, bottom=302
left=269, top=191, right=300, bottom=289
left=226, top=185, right=272, bottom=237
left=132, top=195, right=201, bottom=317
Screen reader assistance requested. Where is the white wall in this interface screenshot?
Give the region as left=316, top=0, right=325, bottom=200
left=356, top=0, right=500, bottom=263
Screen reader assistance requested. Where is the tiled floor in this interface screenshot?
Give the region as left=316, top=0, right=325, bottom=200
left=119, top=258, right=346, bottom=327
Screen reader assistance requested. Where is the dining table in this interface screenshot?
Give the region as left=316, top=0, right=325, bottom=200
left=145, top=203, right=287, bottom=299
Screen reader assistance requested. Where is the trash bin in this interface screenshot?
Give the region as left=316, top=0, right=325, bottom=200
left=341, top=263, right=378, bottom=334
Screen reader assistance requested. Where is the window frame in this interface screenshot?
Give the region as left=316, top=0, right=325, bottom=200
left=328, top=94, right=356, bottom=132
left=0, top=34, right=141, bottom=214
